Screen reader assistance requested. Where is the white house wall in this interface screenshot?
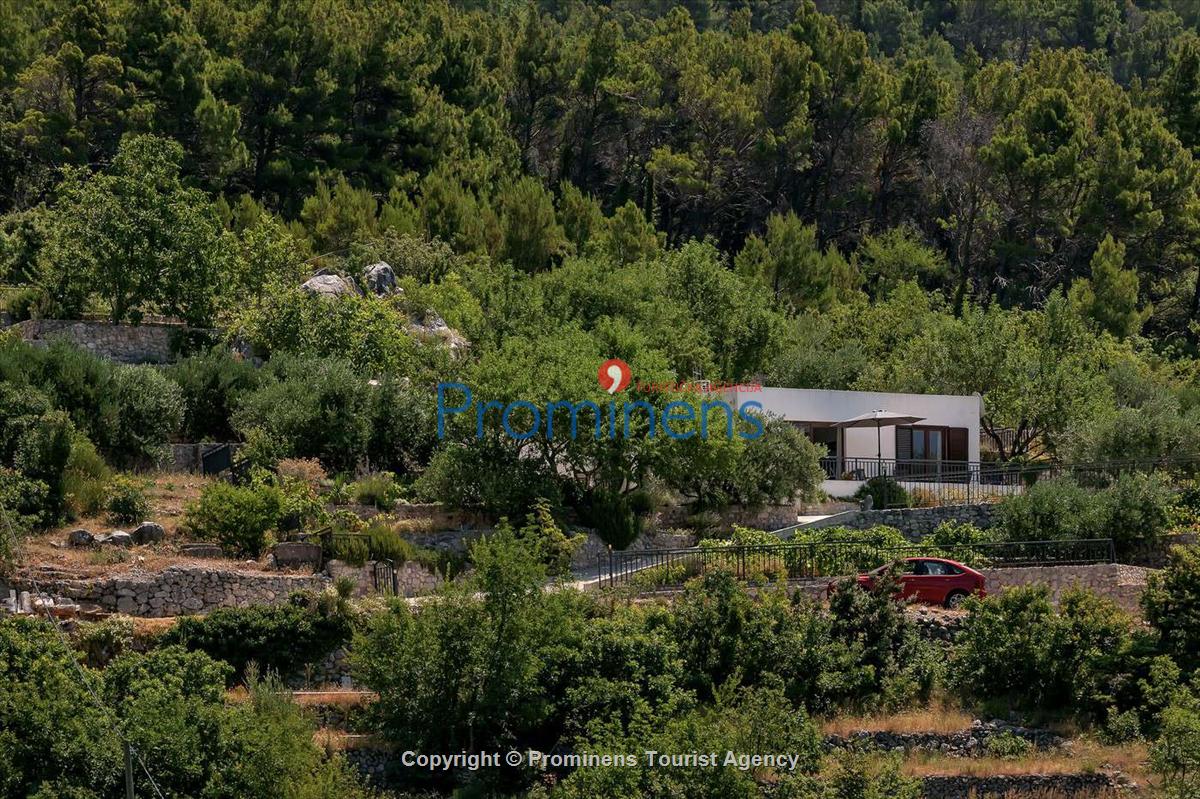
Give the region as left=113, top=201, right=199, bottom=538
left=721, top=387, right=983, bottom=464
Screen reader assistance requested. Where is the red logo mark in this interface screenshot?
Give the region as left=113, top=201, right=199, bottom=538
left=598, top=358, right=632, bottom=394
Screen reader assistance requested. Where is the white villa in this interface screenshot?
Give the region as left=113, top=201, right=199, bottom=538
left=720, top=386, right=986, bottom=499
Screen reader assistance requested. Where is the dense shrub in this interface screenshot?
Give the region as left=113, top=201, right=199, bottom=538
left=791, top=524, right=910, bottom=576
left=183, top=481, right=282, bottom=557
left=99, top=365, right=185, bottom=467
left=508, top=497, right=585, bottom=576
left=104, top=475, right=149, bottom=525
left=951, top=585, right=1136, bottom=716
left=996, top=477, right=1101, bottom=542
left=827, top=567, right=941, bottom=710
left=166, top=347, right=260, bottom=441
left=62, top=435, right=111, bottom=517
left=162, top=590, right=353, bottom=680
left=0, top=383, right=74, bottom=524
left=578, top=488, right=644, bottom=549
left=855, top=475, right=910, bottom=508
left=1, top=617, right=369, bottom=798
left=351, top=471, right=401, bottom=509
left=353, top=526, right=583, bottom=766
left=415, top=441, right=563, bottom=519
left=232, top=356, right=371, bottom=473
left=366, top=377, right=439, bottom=480
left=1143, top=545, right=1200, bottom=675
left=997, top=474, right=1173, bottom=555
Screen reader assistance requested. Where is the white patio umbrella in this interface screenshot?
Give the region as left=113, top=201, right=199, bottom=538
left=833, top=409, right=926, bottom=474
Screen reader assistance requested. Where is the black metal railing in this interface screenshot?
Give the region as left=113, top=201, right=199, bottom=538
left=596, top=537, right=1116, bottom=590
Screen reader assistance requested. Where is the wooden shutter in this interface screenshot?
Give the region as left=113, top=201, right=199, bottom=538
left=946, top=427, right=968, bottom=462
left=895, top=427, right=913, bottom=460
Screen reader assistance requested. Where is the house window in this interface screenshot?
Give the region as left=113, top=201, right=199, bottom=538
left=897, top=426, right=969, bottom=462
left=912, top=428, right=942, bottom=461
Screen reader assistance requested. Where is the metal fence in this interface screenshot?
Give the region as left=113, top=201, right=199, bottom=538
left=819, top=455, right=1200, bottom=506
left=596, top=537, right=1116, bottom=590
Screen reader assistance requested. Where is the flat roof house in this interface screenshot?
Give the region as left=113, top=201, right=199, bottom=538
left=720, top=386, right=985, bottom=499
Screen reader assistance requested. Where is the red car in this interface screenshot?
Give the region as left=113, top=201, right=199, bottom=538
left=830, top=557, right=986, bottom=609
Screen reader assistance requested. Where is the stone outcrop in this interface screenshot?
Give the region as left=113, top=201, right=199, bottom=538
left=362, top=262, right=397, bottom=295
left=131, top=522, right=165, bottom=545
left=95, top=531, right=132, bottom=547
left=67, top=529, right=94, bottom=547
left=301, top=273, right=356, bottom=298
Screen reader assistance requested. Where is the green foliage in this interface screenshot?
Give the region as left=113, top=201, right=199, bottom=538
left=183, top=481, right=282, bottom=557
left=996, top=474, right=1173, bottom=555
left=1070, top=234, right=1150, bottom=339
left=351, top=472, right=402, bottom=510
left=855, top=475, right=910, bottom=509
left=0, top=617, right=121, bottom=794
left=166, top=347, right=261, bottom=441
left=951, top=585, right=1137, bottom=717
left=41, top=134, right=234, bottom=325
left=232, top=356, right=372, bottom=474
left=101, top=365, right=185, bottom=467
left=986, top=731, right=1034, bottom=758
left=104, top=474, right=148, bottom=525
left=352, top=525, right=571, bottom=763
left=735, top=211, right=857, bottom=311
left=415, top=441, right=562, bottom=519
left=1144, top=545, right=1200, bottom=675
left=62, top=435, right=111, bottom=517
left=509, top=497, right=585, bottom=577
left=1152, top=693, right=1200, bottom=799
left=853, top=225, right=948, bottom=299
left=161, top=591, right=353, bottom=681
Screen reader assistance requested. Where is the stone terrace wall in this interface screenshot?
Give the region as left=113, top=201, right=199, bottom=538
left=920, top=773, right=1117, bottom=798
left=12, top=319, right=201, bottom=364
left=655, top=503, right=798, bottom=532
left=983, top=563, right=1153, bottom=615
left=801, top=503, right=998, bottom=540
left=12, top=565, right=329, bottom=617
left=325, top=559, right=444, bottom=598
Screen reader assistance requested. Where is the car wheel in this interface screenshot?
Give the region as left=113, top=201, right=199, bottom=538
left=944, top=590, right=968, bottom=610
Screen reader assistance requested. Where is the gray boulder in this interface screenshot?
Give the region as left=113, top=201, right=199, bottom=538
left=67, top=529, right=95, bottom=547
left=131, top=521, right=165, bottom=545
left=362, top=261, right=397, bottom=295
left=96, top=531, right=133, bottom=547
left=300, top=273, right=355, bottom=298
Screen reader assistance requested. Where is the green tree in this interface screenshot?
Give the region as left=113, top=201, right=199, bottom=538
left=1069, top=234, right=1149, bottom=338
left=497, top=175, right=567, bottom=271
left=41, top=134, right=234, bottom=324
left=1144, top=546, right=1200, bottom=676
left=735, top=212, right=859, bottom=311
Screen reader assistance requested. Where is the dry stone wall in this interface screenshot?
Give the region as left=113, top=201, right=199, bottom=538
left=982, top=563, right=1153, bottom=615
left=800, top=503, right=998, bottom=540
left=919, top=773, right=1118, bottom=798
left=11, top=319, right=199, bottom=364
left=12, top=565, right=328, bottom=617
